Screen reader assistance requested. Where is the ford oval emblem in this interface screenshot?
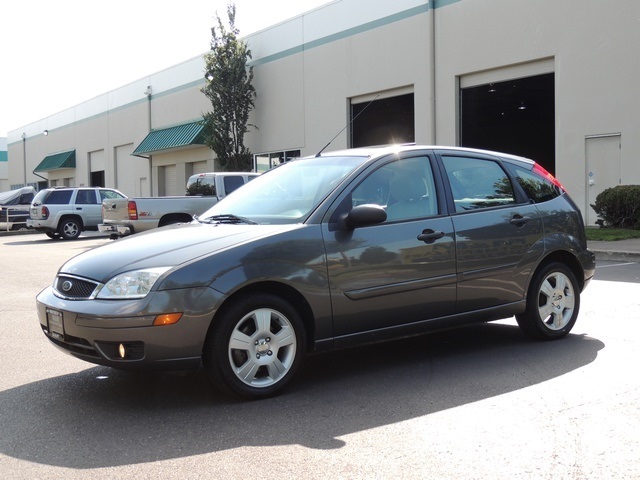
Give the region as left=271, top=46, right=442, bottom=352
left=61, top=280, right=73, bottom=292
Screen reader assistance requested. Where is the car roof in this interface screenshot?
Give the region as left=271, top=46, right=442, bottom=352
left=315, top=144, right=535, bottom=166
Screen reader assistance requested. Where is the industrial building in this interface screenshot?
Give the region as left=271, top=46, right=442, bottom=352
left=6, top=0, right=640, bottom=224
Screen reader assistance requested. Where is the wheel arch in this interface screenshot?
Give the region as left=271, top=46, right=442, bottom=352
left=58, top=214, right=84, bottom=230
left=210, top=281, right=316, bottom=352
left=533, top=250, right=586, bottom=292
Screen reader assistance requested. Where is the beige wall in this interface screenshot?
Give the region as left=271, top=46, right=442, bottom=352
left=7, top=0, right=640, bottom=222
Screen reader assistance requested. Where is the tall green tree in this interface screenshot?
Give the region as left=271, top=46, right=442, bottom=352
left=201, top=3, right=256, bottom=171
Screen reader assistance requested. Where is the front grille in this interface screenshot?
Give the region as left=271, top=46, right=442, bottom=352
left=54, top=274, right=101, bottom=300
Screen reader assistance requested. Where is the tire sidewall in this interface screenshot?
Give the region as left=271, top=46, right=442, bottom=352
left=58, top=218, right=81, bottom=240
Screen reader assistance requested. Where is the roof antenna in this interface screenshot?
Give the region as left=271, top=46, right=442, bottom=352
left=315, top=94, right=380, bottom=157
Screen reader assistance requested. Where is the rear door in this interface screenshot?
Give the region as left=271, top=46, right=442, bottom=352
left=436, top=150, right=543, bottom=311
left=323, top=151, right=457, bottom=338
left=74, top=189, right=102, bottom=227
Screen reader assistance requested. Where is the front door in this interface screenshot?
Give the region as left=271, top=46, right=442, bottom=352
left=323, top=153, right=457, bottom=338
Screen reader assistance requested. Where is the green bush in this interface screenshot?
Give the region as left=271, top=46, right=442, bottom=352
left=591, top=185, right=640, bottom=228
left=186, top=183, right=215, bottom=196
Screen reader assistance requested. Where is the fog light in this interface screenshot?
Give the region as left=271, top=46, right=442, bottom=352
left=119, top=343, right=126, bottom=358
left=153, top=312, right=183, bottom=326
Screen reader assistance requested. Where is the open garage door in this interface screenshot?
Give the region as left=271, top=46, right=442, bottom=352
left=460, top=72, right=555, bottom=174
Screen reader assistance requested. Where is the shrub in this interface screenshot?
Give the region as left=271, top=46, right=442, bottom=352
left=591, top=185, right=640, bottom=228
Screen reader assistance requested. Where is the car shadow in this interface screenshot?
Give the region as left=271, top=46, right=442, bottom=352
left=6, top=235, right=111, bottom=246
left=0, top=322, right=603, bottom=469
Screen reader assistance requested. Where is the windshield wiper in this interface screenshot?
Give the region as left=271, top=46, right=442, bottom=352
left=198, top=214, right=257, bottom=225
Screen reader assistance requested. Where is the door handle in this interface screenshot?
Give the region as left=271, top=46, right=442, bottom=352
left=417, top=230, right=445, bottom=243
left=510, top=215, right=530, bottom=227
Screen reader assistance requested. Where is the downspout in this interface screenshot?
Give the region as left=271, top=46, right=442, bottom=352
left=429, top=0, right=437, bottom=144
left=32, top=169, right=49, bottom=186
left=145, top=86, right=154, bottom=196
left=21, top=133, right=27, bottom=186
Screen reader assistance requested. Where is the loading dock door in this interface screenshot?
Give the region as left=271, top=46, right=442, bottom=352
left=460, top=73, right=555, bottom=174
left=586, top=134, right=621, bottom=226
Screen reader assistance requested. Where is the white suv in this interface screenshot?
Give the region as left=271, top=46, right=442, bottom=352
left=28, top=187, right=126, bottom=240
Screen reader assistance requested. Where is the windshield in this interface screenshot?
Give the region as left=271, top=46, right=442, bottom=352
left=197, top=156, right=366, bottom=224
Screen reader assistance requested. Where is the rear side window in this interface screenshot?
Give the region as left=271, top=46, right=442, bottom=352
left=507, top=164, right=563, bottom=203
left=44, top=190, right=73, bottom=204
left=75, top=190, right=98, bottom=205
left=441, top=156, right=516, bottom=212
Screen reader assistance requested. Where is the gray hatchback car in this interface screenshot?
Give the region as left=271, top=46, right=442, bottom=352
left=36, top=145, right=595, bottom=398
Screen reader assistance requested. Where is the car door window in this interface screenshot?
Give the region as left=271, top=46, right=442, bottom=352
left=76, top=190, right=98, bottom=205
left=441, top=155, right=515, bottom=212
left=351, top=156, right=438, bottom=222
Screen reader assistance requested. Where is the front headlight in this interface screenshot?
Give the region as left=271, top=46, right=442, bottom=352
left=96, top=267, right=172, bottom=299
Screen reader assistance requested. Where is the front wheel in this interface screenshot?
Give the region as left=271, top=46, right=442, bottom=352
left=516, top=262, right=580, bottom=340
left=203, top=293, right=306, bottom=399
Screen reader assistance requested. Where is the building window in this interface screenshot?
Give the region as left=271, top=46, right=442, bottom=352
left=254, top=150, right=301, bottom=173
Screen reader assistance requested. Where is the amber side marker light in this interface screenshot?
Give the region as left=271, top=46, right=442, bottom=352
left=153, top=313, right=183, bottom=326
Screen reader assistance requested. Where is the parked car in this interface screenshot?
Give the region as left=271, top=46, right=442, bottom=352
left=36, top=145, right=595, bottom=398
left=0, top=186, right=35, bottom=231
left=99, top=172, right=259, bottom=238
left=28, top=187, right=126, bottom=240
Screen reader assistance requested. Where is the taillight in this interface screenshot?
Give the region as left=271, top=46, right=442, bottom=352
left=128, top=201, right=138, bottom=220
left=42, top=205, right=49, bottom=219
left=533, top=163, right=565, bottom=192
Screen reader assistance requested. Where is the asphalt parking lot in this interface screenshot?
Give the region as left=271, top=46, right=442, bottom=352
left=1, top=231, right=638, bottom=479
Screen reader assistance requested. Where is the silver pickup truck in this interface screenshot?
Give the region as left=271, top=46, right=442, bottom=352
left=99, top=172, right=258, bottom=237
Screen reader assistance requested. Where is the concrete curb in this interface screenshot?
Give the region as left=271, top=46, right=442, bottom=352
left=592, top=250, right=640, bottom=263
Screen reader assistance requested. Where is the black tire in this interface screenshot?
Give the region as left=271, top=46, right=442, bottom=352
left=58, top=218, right=81, bottom=240
left=45, top=232, right=60, bottom=239
left=516, top=262, right=580, bottom=340
left=203, top=293, right=306, bottom=399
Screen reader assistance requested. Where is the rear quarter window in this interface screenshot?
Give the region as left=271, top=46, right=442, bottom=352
left=507, top=164, right=563, bottom=203
left=43, top=190, right=73, bottom=204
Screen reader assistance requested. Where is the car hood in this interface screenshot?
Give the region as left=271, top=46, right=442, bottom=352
left=60, top=222, right=302, bottom=283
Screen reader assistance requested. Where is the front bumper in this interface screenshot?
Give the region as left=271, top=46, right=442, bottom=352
left=36, top=285, right=223, bottom=370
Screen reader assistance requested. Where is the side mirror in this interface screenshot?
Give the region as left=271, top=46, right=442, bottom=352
left=342, top=204, right=387, bottom=230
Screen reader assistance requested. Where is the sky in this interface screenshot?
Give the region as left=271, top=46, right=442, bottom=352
left=0, top=0, right=332, bottom=137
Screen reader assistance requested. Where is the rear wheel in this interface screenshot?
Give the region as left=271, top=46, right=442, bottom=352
left=58, top=218, right=81, bottom=240
left=203, top=293, right=306, bottom=399
left=45, top=232, right=60, bottom=239
left=516, top=262, right=580, bottom=340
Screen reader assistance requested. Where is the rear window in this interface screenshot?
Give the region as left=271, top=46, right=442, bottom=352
left=507, top=164, right=563, bottom=203
left=42, top=190, right=73, bottom=204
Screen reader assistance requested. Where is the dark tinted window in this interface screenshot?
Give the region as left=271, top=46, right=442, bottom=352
left=507, top=164, right=562, bottom=203
left=223, top=176, right=245, bottom=195
left=75, top=190, right=97, bottom=205
left=44, top=190, right=73, bottom=204
left=442, top=156, right=515, bottom=212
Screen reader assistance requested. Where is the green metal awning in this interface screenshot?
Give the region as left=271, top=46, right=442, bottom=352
left=34, top=150, right=76, bottom=172
left=133, top=121, right=206, bottom=156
